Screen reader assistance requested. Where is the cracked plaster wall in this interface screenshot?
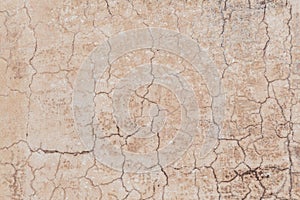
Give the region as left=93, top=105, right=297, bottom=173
left=0, top=0, right=300, bottom=199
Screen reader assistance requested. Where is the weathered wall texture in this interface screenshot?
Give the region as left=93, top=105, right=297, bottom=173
left=0, top=0, right=300, bottom=199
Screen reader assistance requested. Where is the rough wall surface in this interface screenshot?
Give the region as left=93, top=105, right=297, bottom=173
left=0, top=0, right=300, bottom=199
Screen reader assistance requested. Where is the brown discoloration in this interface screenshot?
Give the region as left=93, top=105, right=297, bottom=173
left=0, top=0, right=299, bottom=199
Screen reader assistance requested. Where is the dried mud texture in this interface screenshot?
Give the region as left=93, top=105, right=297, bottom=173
left=0, top=0, right=300, bottom=199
